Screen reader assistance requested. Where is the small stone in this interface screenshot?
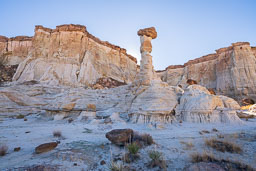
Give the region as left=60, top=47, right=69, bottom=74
left=14, top=147, right=21, bottom=152
left=73, top=163, right=77, bottom=166
left=68, top=118, right=73, bottom=123
left=35, top=142, right=58, bottom=154
left=25, top=131, right=30, bottom=134
left=100, top=160, right=106, bottom=165
left=24, top=118, right=27, bottom=121
left=104, top=117, right=112, bottom=124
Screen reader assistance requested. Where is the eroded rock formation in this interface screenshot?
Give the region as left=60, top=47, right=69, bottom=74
left=157, top=42, right=256, bottom=103
left=0, top=36, right=32, bottom=65
left=12, top=24, right=138, bottom=86
left=135, top=27, right=158, bottom=85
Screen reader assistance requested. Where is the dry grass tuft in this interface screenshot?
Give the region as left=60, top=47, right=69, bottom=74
left=0, top=145, right=8, bottom=156
left=205, top=138, right=242, bottom=153
left=180, top=141, right=194, bottom=150
left=133, top=133, right=154, bottom=146
left=53, top=130, right=62, bottom=137
left=190, top=152, right=254, bottom=171
left=109, top=161, right=124, bottom=171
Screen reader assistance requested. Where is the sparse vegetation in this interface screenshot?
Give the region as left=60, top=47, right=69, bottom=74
left=53, top=130, right=62, bottom=137
left=190, top=152, right=254, bottom=171
left=205, top=138, right=242, bottom=153
left=0, top=145, right=8, bottom=156
left=148, top=150, right=166, bottom=170
left=180, top=141, right=194, bottom=150
left=109, top=161, right=124, bottom=171
left=16, top=114, right=25, bottom=119
left=127, top=142, right=139, bottom=155
left=133, top=133, right=154, bottom=146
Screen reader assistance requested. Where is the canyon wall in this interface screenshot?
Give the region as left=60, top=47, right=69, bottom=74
left=0, top=36, right=32, bottom=65
left=13, top=24, right=138, bottom=86
left=157, top=42, right=256, bottom=102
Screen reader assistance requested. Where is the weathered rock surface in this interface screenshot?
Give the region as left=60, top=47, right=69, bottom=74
left=185, top=162, right=225, bottom=171
left=12, top=24, right=137, bottom=86
left=176, top=85, right=242, bottom=123
left=105, top=129, right=133, bottom=146
left=157, top=42, right=256, bottom=103
left=35, top=142, right=58, bottom=154
left=0, top=64, right=18, bottom=84
left=0, top=36, right=32, bottom=65
left=137, top=27, right=157, bottom=39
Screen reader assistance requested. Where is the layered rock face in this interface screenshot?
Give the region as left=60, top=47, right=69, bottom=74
left=157, top=42, right=256, bottom=103
left=13, top=24, right=138, bottom=86
left=0, top=36, right=32, bottom=65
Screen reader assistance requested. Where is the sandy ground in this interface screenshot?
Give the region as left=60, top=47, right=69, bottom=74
left=0, top=114, right=256, bottom=170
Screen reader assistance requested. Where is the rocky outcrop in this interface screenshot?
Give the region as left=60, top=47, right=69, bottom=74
left=157, top=42, right=256, bottom=103
left=0, top=36, right=32, bottom=65
left=13, top=24, right=138, bottom=86
left=176, top=85, right=242, bottom=123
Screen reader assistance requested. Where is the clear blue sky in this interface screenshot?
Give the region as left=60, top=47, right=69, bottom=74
left=1, top=0, right=256, bottom=70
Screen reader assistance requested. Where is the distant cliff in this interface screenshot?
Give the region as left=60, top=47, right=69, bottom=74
left=0, top=36, right=32, bottom=65
left=157, top=42, right=256, bottom=102
left=11, top=24, right=138, bottom=86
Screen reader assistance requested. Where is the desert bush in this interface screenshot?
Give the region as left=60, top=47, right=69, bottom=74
left=16, top=114, right=25, bottom=119
left=148, top=150, right=166, bottom=169
left=109, top=161, right=124, bottom=171
left=127, top=142, right=139, bottom=155
left=133, top=133, right=154, bottom=146
left=0, top=145, right=8, bottom=156
left=190, top=152, right=254, bottom=171
left=149, top=150, right=162, bottom=161
left=53, top=130, right=62, bottom=137
left=205, top=138, right=242, bottom=153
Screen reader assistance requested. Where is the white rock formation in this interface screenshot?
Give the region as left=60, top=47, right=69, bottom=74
left=176, top=85, right=242, bottom=123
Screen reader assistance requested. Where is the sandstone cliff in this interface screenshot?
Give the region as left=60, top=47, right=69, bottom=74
left=13, top=24, right=138, bottom=86
left=0, top=35, right=32, bottom=65
left=157, top=42, right=256, bottom=103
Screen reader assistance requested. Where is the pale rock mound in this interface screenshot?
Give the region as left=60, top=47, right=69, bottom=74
left=176, top=85, right=242, bottom=123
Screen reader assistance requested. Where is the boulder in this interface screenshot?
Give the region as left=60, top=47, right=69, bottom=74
left=35, top=142, right=58, bottom=154
left=105, top=129, right=133, bottom=146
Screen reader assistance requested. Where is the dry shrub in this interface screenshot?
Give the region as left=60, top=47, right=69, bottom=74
left=205, top=138, right=242, bottom=153
left=53, top=130, right=62, bottom=137
left=133, top=133, right=154, bottom=146
left=180, top=141, right=194, bottom=150
left=0, top=145, right=8, bottom=156
left=190, top=152, right=254, bottom=171
left=148, top=150, right=166, bottom=170
left=109, top=161, right=124, bottom=171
